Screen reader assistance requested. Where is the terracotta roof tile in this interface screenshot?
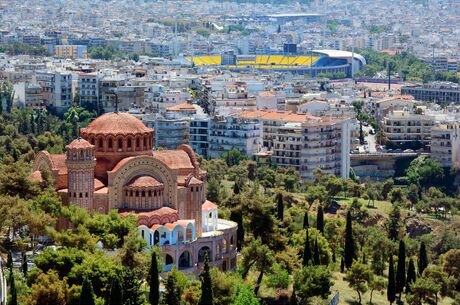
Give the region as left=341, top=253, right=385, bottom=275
left=153, top=150, right=194, bottom=170
left=202, top=200, right=218, bottom=211
left=81, top=112, right=152, bottom=136
left=66, top=138, right=93, bottom=149
left=166, top=102, right=197, bottom=112
left=49, top=154, right=67, bottom=175
left=127, top=176, right=163, bottom=188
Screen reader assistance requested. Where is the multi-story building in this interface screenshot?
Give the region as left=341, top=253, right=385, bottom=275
left=34, top=70, right=73, bottom=111
left=401, top=82, right=460, bottom=104
left=271, top=118, right=352, bottom=180
left=99, top=77, right=127, bottom=112
left=77, top=72, right=99, bottom=109
left=383, top=109, right=435, bottom=145
left=190, top=114, right=211, bottom=158
left=154, top=112, right=191, bottom=150
left=54, top=45, right=88, bottom=59
left=430, top=123, right=460, bottom=168
left=208, top=115, right=261, bottom=158
left=13, top=82, right=42, bottom=109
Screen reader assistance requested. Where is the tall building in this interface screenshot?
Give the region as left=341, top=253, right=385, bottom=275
left=401, top=82, right=460, bottom=104
left=208, top=115, right=261, bottom=158
left=383, top=109, right=434, bottom=145
left=77, top=72, right=99, bottom=109
left=32, top=112, right=237, bottom=273
left=430, top=122, right=460, bottom=168
left=154, top=112, right=190, bottom=150
left=34, top=70, right=73, bottom=111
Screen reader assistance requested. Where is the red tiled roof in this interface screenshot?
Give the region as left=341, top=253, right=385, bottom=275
left=66, top=138, right=93, bottom=149
left=238, top=110, right=318, bottom=122
left=81, top=112, right=152, bottom=136
left=120, top=206, right=178, bottom=218
left=127, top=176, right=163, bottom=188
left=153, top=150, right=194, bottom=170
left=202, top=200, right=218, bottom=211
left=187, top=177, right=203, bottom=186
left=49, top=154, right=67, bottom=174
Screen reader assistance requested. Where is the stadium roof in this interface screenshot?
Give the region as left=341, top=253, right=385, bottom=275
left=313, top=49, right=366, bottom=65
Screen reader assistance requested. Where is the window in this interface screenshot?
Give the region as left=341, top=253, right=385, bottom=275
left=127, top=138, right=132, bottom=148
left=108, top=138, right=113, bottom=149
left=118, top=139, right=123, bottom=150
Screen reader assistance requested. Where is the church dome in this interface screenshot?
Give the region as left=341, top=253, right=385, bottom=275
left=81, top=112, right=152, bottom=136
left=66, top=138, right=93, bottom=149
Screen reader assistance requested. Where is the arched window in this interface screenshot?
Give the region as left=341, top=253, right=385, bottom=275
left=198, top=247, right=212, bottom=263
left=108, top=138, right=113, bottom=149
left=118, top=139, right=123, bottom=151
left=136, top=138, right=140, bottom=149
left=154, top=231, right=160, bottom=245
left=127, top=138, right=132, bottom=149
left=179, top=251, right=192, bottom=269
left=98, top=138, right=103, bottom=151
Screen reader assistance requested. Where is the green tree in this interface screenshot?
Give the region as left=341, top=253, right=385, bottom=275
left=313, top=238, right=320, bottom=266
left=407, top=277, right=440, bottom=305
left=406, top=258, right=417, bottom=293
left=381, top=179, right=394, bottom=200
left=149, top=251, right=160, bottom=305
left=418, top=241, right=428, bottom=275
left=316, top=206, right=324, bottom=234
left=121, top=267, right=144, bottom=305
left=396, top=240, right=406, bottom=299
left=107, top=275, right=123, bottom=305
left=80, top=277, right=95, bottom=305
left=406, top=156, right=444, bottom=188
left=9, top=272, right=18, bottom=305
left=303, top=228, right=312, bottom=266
left=162, top=269, right=181, bottom=305
left=27, top=270, right=70, bottom=305
left=231, top=284, right=259, bottom=305
left=199, top=253, right=213, bottom=305
left=222, top=148, right=246, bottom=167
left=387, top=255, right=396, bottom=305
left=344, top=211, right=355, bottom=269
left=386, top=205, right=403, bottom=241
left=276, top=192, right=284, bottom=221
left=369, top=276, right=386, bottom=305
left=345, top=262, right=374, bottom=305
left=293, top=265, right=332, bottom=302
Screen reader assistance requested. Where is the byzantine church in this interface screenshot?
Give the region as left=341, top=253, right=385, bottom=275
left=31, top=112, right=237, bottom=273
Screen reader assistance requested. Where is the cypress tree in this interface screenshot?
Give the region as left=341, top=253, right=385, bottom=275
left=340, top=256, right=345, bottom=273
left=80, top=277, right=96, bottom=305
left=10, top=274, right=18, bottom=305
left=303, top=211, right=309, bottom=229
left=122, top=268, right=144, bottom=305
left=276, top=193, right=284, bottom=221
left=199, top=253, right=213, bottom=305
left=316, top=206, right=324, bottom=234
left=313, top=238, right=320, bottom=265
left=149, top=251, right=160, bottom=305
left=395, top=240, right=406, bottom=298
left=7, top=250, right=13, bottom=270
left=302, top=228, right=312, bottom=266
left=418, top=241, right=428, bottom=275
left=344, top=211, right=354, bottom=268
left=233, top=181, right=241, bottom=194
left=387, top=255, right=396, bottom=305
left=107, top=275, right=123, bottom=305
left=21, top=251, right=28, bottom=276
left=332, top=251, right=336, bottom=263
left=406, top=258, right=416, bottom=293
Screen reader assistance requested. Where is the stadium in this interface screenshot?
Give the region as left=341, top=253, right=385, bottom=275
left=187, top=49, right=366, bottom=78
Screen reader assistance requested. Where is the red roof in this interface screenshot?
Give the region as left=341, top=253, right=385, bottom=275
left=202, top=200, right=218, bottom=211
left=153, top=150, right=194, bottom=170
left=49, top=154, right=67, bottom=174
left=166, top=102, right=196, bottom=112
left=81, top=112, right=152, bottom=136
left=127, top=176, right=163, bottom=188
left=66, top=138, right=93, bottom=149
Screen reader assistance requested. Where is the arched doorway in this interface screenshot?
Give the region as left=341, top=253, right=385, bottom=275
left=198, top=246, right=212, bottom=263
left=178, top=251, right=192, bottom=270
left=164, top=254, right=174, bottom=272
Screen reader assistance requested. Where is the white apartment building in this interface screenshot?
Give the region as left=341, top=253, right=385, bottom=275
left=77, top=72, right=99, bottom=109
left=208, top=115, right=261, bottom=159
left=430, top=123, right=460, bottom=168
left=383, top=109, right=435, bottom=145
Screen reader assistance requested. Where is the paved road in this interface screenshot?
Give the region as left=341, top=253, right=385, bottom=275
left=363, top=125, right=377, bottom=153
